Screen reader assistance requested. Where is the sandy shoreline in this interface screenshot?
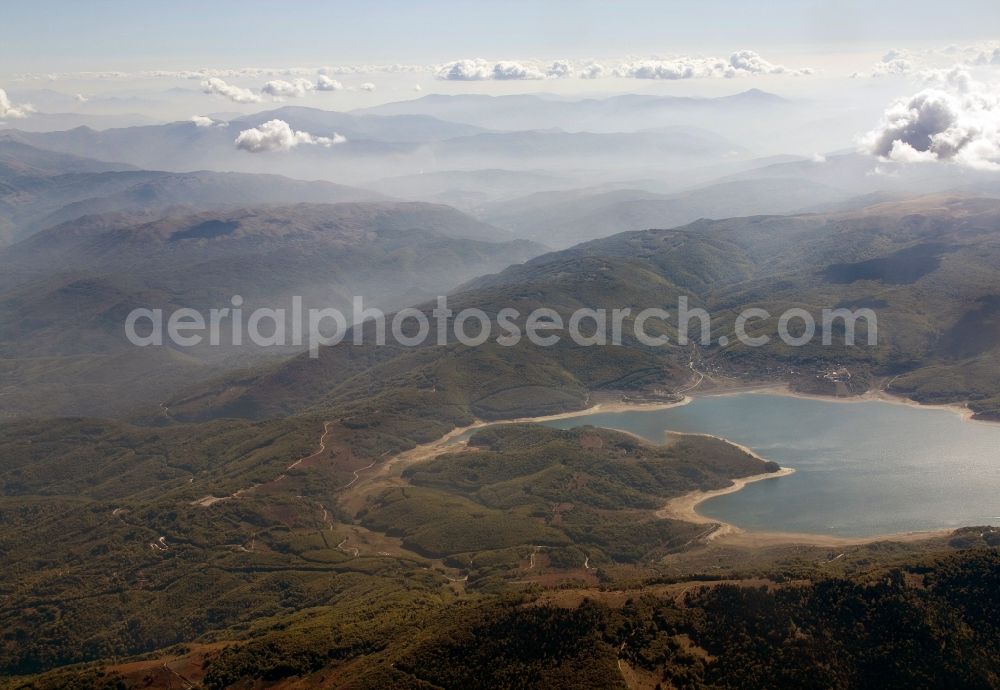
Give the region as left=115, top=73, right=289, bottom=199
left=350, top=386, right=966, bottom=548
left=436, top=396, right=695, bottom=444
left=509, top=396, right=694, bottom=422
left=435, top=375, right=982, bottom=443
left=727, top=382, right=980, bottom=423
left=656, top=466, right=797, bottom=526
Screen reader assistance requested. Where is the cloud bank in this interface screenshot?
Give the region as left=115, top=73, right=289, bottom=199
left=316, top=75, right=343, bottom=91
left=436, top=59, right=571, bottom=81
left=203, top=75, right=351, bottom=104
left=852, top=50, right=914, bottom=78
left=492, top=62, right=545, bottom=80
left=578, top=62, right=606, bottom=79
left=973, top=47, right=1000, bottom=66
left=852, top=42, right=1000, bottom=79
left=546, top=60, right=572, bottom=78
left=874, top=49, right=914, bottom=76
left=261, top=78, right=315, bottom=99
left=437, top=59, right=513, bottom=80
left=863, top=72, right=1000, bottom=170
left=202, top=77, right=262, bottom=104
left=0, top=89, right=33, bottom=119
left=436, top=51, right=809, bottom=81
left=614, top=50, right=812, bottom=80
left=234, top=119, right=346, bottom=153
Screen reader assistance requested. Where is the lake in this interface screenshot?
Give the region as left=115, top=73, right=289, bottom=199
left=541, top=393, right=1000, bottom=537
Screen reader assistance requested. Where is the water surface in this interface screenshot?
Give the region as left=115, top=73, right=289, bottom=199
left=542, top=393, right=1000, bottom=537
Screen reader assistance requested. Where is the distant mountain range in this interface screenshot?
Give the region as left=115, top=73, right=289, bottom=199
left=0, top=196, right=543, bottom=417
left=3, top=105, right=752, bottom=184
left=355, top=89, right=790, bottom=131
left=365, top=168, right=583, bottom=208
left=0, top=111, right=163, bottom=132
left=478, top=176, right=851, bottom=248
left=716, top=151, right=1000, bottom=197
left=0, top=139, right=383, bottom=245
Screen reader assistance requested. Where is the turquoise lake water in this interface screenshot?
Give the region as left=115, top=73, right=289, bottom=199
left=541, top=393, right=1000, bottom=537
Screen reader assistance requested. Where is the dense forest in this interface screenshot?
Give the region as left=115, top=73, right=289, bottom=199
left=11, top=548, right=999, bottom=689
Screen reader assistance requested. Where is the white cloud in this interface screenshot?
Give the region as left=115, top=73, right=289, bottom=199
left=492, top=61, right=545, bottom=80
left=873, top=58, right=914, bottom=76
left=973, top=47, right=1000, bottom=66
left=853, top=42, right=1000, bottom=79
left=316, top=75, right=343, bottom=91
left=235, top=119, right=345, bottom=153
left=261, top=78, right=315, bottom=99
left=436, top=58, right=548, bottom=81
left=436, top=53, right=808, bottom=81
left=0, top=89, right=33, bottom=119
left=360, top=82, right=376, bottom=91
left=864, top=50, right=915, bottom=77
left=613, top=50, right=810, bottom=80
left=191, top=115, right=223, bottom=128
left=201, top=77, right=261, bottom=104
left=579, top=62, right=606, bottom=79
left=862, top=76, right=1000, bottom=170
left=436, top=59, right=492, bottom=80
left=614, top=57, right=712, bottom=80
left=546, top=61, right=572, bottom=78
left=726, top=49, right=805, bottom=76
left=920, top=66, right=974, bottom=94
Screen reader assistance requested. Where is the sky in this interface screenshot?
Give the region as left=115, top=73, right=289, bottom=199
left=2, top=0, right=997, bottom=110
left=3, top=0, right=1000, bottom=74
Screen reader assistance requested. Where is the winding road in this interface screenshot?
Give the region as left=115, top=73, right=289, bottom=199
left=676, top=359, right=706, bottom=394
left=339, top=460, right=376, bottom=490
left=191, top=420, right=336, bottom=507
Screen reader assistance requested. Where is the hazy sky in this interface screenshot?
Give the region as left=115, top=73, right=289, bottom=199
left=3, top=0, right=1000, bottom=74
